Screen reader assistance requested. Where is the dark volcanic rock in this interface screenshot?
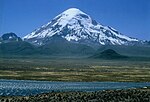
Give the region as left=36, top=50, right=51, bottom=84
left=1, top=88, right=150, bottom=102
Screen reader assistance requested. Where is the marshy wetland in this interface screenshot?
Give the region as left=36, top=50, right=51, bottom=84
left=0, top=56, right=150, bottom=82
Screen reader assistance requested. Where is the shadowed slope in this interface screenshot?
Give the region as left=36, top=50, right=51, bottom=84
left=91, top=49, right=128, bottom=59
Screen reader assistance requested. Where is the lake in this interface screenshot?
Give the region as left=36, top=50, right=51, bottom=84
left=0, top=79, right=150, bottom=96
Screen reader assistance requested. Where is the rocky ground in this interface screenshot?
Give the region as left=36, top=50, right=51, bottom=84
left=0, top=88, right=150, bottom=102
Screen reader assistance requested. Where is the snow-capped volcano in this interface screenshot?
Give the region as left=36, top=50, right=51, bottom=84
left=23, top=8, right=138, bottom=46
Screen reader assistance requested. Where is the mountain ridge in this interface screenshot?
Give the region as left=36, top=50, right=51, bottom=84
left=0, top=32, right=150, bottom=57
left=0, top=33, right=22, bottom=43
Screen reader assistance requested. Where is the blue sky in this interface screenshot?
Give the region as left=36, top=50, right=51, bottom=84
left=0, top=0, right=149, bottom=40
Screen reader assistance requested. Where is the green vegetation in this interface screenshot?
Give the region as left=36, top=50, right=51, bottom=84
left=0, top=56, right=150, bottom=82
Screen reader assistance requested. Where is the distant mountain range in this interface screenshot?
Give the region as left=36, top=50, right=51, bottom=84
left=0, top=8, right=150, bottom=57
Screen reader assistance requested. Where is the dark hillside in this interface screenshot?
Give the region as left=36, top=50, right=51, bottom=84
left=91, top=49, right=128, bottom=59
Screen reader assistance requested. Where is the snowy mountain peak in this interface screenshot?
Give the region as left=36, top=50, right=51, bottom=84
left=61, top=8, right=86, bottom=17
left=53, top=8, right=90, bottom=27
left=23, top=8, right=139, bottom=46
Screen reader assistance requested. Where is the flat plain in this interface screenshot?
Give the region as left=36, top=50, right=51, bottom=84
left=0, top=56, right=150, bottom=82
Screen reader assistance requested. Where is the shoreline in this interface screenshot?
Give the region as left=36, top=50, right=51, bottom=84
left=1, top=87, right=150, bottom=102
